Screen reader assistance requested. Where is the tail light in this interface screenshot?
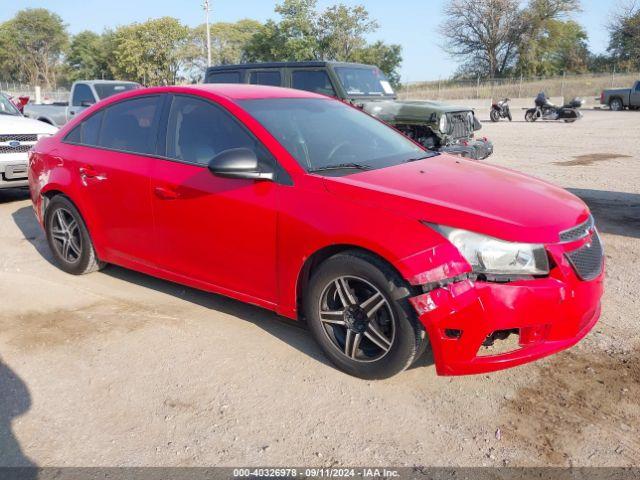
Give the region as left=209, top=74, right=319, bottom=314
left=600, top=91, right=604, bottom=103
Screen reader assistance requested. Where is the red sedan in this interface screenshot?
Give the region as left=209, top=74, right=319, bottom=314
left=28, top=85, right=604, bottom=378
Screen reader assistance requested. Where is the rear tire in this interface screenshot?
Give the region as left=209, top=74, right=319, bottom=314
left=45, top=195, right=105, bottom=275
left=609, top=98, right=624, bottom=111
left=304, top=251, right=427, bottom=379
left=507, top=110, right=512, bottom=121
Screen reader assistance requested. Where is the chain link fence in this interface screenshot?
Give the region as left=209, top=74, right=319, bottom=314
left=0, top=81, right=70, bottom=103
left=399, top=71, right=640, bottom=103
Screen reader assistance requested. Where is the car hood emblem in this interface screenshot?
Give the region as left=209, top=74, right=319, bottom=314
left=8, top=140, right=20, bottom=148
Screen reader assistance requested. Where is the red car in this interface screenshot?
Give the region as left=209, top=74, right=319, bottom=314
left=28, top=85, right=604, bottom=379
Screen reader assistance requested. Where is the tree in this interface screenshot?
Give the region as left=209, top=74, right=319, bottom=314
left=244, top=0, right=402, bottom=81
left=66, top=30, right=113, bottom=82
left=0, top=8, right=68, bottom=87
left=517, top=19, right=589, bottom=75
left=351, top=41, right=403, bottom=87
left=245, top=0, right=320, bottom=61
left=317, top=4, right=378, bottom=61
left=440, top=0, right=581, bottom=77
left=607, top=1, right=640, bottom=70
left=111, top=17, right=192, bottom=85
left=186, top=19, right=263, bottom=80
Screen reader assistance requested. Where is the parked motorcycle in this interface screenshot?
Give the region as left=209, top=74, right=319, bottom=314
left=490, top=98, right=512, bottom=122
left=525, top=92, right=584, bottom=123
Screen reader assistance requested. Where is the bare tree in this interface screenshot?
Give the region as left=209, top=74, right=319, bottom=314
left=441, top=0, right=580, bottom=77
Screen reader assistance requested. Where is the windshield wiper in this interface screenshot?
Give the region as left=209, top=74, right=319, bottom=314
left=309, top=163, right=373, bottom=173
left=405, top=153, right=438, bottom=163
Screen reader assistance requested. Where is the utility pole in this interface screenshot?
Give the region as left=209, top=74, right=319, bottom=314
left=203, top=0, right=212, bottom=67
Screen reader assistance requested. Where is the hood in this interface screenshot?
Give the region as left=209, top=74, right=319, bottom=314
left=0, top=114, right=58, bottom=135
left=322, top=155, right=589, bottom=244
left=359, top=99, right=473, bottom=124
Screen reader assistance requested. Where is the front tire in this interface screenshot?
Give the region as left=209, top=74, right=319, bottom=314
left=490, top=109, right=500, bottom=122
left=304, top=251, right=427, bottom=379
left=45, top=195, right=105, bottom=275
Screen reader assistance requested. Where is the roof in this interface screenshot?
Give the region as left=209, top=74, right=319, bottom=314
left=76, top=80, right=140, bottom=85
left=158, top=84, right=328, bottom=101
left=206, top=61, right=375, bottom=72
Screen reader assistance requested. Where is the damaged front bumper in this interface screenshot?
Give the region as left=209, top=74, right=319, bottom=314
left=405, top=235, right=604, bottom=376
left=437, top=137, right=494, bottom=160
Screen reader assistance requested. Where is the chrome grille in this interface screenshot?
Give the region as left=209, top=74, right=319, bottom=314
left=0, top=145, right=32, bottom=154
left=565, top=231, right=603, bottom=281
left=0, top=134, right=37, bottom=155
left=446, top=112, right=473, bottom=140
left=560, top=215, right=594, bottom=242
left=0, top=134, right=38, bottom=142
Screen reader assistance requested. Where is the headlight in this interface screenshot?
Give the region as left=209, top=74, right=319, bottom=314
left=426, top=223, right=549, bottom=276
left=438, top=114, right=448, bottom=133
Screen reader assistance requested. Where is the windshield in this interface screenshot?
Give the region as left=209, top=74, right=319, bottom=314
left=93, top=83, right=140, bottom=100
left=0, top=94, right=21, bottom=116
left=335, top=67, right=395, bottom=96
left=240, top=98, right=430, bottom=175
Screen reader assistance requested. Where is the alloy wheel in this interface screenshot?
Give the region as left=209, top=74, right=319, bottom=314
left=318, top=275, right=396, bottom=362
left=50, top=208, right=82, bottom=264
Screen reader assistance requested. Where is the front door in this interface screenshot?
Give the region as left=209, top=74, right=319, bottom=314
left=150, top=95, right=279, bottom=304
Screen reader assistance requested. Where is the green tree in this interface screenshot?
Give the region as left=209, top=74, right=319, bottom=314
left=0, top=8, right=68, bottom=87
left=244, top=0, right=402, bottom=81
left=517, top=19, right=589, bottom=75
left=65, top=30, right=113, bottom=82
left=112, top=17, right=192, bottom=85
left=607, top=2, right=640, bottom=70
left=351, top=41, right=403, bottom=87
left=245, top=0, right=320, bottom=61
left=187, top=19, right=263, bottom=80
left=317, top=4, right=378, bottom=61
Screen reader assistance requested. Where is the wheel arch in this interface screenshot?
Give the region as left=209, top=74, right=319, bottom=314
left=609, top=96, right=624, bottom=109
left=40, top=188, right=103, bottom=258
left=294, top=244, right=411, bottom=322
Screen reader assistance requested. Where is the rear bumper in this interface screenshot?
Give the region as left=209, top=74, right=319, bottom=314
left=438, top=138, right=493, bottom=160
left=0, top=154, right=29, bottom=189
left=409, top=239, right=604, bottom=376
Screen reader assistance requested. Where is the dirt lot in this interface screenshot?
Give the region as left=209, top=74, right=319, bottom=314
left=0, top=109, right=638, bottom=468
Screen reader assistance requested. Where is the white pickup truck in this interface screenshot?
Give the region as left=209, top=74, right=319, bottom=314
left=1, top=92, right=57, bottom=189
left=24, top=80, right=140, bottom=127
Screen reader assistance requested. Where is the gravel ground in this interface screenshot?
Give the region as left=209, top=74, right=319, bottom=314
left=0, top=109, right=638, bottom=468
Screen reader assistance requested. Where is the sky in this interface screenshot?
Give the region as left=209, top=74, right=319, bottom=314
left=0, top=0, right=619, bottom=81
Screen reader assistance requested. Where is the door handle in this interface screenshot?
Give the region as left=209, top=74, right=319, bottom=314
left=154, top=186, right=180, bottom=200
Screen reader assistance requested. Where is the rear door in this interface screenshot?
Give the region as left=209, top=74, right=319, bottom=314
left=63, top=95, right=163, bottom=265
left=149, top=94, right=279, bottom=303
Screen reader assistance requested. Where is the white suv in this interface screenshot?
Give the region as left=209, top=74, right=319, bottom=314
left=1, top=93, right=58, bottom=189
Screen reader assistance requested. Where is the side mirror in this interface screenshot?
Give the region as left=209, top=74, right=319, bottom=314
left=80, top=100, right=95, bottom=107
left=207, top=148, right=274, bottom=181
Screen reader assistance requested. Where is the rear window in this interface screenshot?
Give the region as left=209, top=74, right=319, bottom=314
left=93, top=83, right=140, bottom=100
left=291, top=70, right=336, bottom=96
left=97, top=96, right=160, bottom=155
left=206, top=71, right=242, bottom=84
left=250, top=71, right=282, bottom=87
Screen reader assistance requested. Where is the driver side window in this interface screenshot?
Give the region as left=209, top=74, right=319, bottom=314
left=165, top=96, right=256, bottom=166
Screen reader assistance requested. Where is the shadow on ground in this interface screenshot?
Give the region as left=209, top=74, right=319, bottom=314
left=11, top=204, right=436, bottom=373
left=0, top=358, right=37, bottom=472
left=568, top=188, right=640, bottom=239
